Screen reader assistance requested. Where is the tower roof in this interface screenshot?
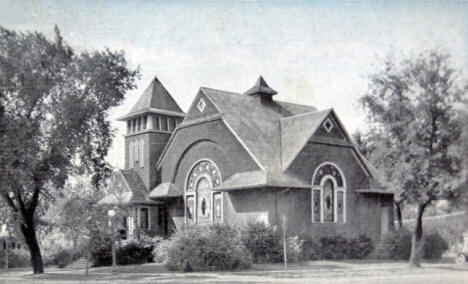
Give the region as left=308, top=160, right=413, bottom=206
left=117, top=76, right=185, bottom=121
left=243, top=76, right=278, bottom=96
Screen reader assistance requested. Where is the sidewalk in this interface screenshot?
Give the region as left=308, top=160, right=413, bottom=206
left=1, top=259, right=468, bottom=284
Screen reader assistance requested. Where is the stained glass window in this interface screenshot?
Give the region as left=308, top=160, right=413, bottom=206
left=185, top=160, right=222, bottom=223
left=186, top=196, right=194, bottom=222
left=313, top=189, right=321, bottom=222
left=323, top=179, right=334, bottom=222
left=337, top=191, right=344, bottom=223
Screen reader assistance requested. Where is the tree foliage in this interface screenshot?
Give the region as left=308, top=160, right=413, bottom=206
left=359, top=50, right=467, bottom=266
left=0, top=26, right=139, bottom=273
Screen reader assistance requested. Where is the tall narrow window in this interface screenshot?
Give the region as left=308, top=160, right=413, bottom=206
left=133, top=119, right=137, bottom=133
left=127, top=120, right=131, bottom=134
left=213, top=192, right=222, bottom=223
left=160, top=116, right=168, bottom=131
left=139, top=139, right=144, bottom=167
left=137, top=117, right=141, bottom=131
left=134, top=140, right=139, bottom=162
left=153, top=116, right=159, bottom=130
left=337, top=191, right=344, bottom=223
left=139, top=208, right=149, bottom=229
left=186, top=196, right=195, bottom=223
left=143, top=116, right=147, bottom=130
left=323, top=179, right=334, bottom=222
left=128, top=141, right=133, bottom=168
left=313, top=189, right=321, bottom=222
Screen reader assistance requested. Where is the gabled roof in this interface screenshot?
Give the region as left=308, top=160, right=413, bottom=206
left=243, top=76, right=278, bottom=96
left=117, top=76, right=184, bottom=121
left=280, top=109, right=331, bottom=171
left=98, top=170, right=157, bottom=205
left=200, top=87, right=317, bottom=186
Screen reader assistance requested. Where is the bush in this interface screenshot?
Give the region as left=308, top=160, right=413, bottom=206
left=423, top=231, right=448, bottom=259
left=241, top=222, right=283, bottom=263
left=317, top=235, right=349, bottom=260
left=165, top=224, right=252, bottom=271
left=0, top=249, right=30, bottom=268
left=152, top=238, right=170, bottom=263
left=52, top=250, right=72, bottom=268
left=117, top=239, right=153, bottom=265
left=383, top=228, right=412, bottom=260
left=347, top=234, right=374, bottom=259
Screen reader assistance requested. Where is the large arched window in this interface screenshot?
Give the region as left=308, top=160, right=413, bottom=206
left=311, top=163, right=346, bottom=223
left=185, top=159, right=223, bottom=224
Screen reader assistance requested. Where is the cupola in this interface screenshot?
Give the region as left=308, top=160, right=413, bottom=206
left=243, top=76, right=277, bottom=101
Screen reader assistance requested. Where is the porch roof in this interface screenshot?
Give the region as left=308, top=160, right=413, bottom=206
left=149, top=182, right=182, bottom=198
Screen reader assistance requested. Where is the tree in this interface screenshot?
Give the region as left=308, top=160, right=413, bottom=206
left=353, top=131, right=406, bottom=229
left=359, top=50, right=466, bottom=267
left=0, top=26, right=139, bottom=273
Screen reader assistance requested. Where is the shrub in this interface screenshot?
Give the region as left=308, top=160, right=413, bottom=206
left=241, top=222, right=283, bottom=263
left=286, top=236, right=304, bottom=262
left=165, top=224, right=252, bottom=271
left=301, top=235, right=320, bottom=260
left=89, top=235, right=156, bottom=267
left=53, top=250, right=72, bottom=268
left=317, top=235, right=349, bottom=260
left=152, top=238, right=170, bottom=263
left=383, top=228, right=412, bottom=260
left=0, top=249, right=30, bottom=268
left=117, top=239, right=153, bottom=265
left=423, top=231, right=448, bottom=259
left=347, top=234, right=374, bottom=259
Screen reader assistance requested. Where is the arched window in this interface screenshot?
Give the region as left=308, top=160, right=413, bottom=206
left=311, top=163, right=346, bottom=223
left=185, top=160, right=223, bottom=224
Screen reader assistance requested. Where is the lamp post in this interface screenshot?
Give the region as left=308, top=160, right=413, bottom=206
left=107, top=209, right=117, bottom=274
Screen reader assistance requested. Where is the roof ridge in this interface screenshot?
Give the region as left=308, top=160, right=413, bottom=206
left=199, top=86, right=242, bottom=96
left=280, top=108, right=331, bottom=121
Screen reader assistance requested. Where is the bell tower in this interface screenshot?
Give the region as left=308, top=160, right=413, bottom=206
left=117, top=76, right=185, bottom=190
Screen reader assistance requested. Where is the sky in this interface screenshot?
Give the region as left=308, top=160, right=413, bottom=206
left=1, top=0, right=467, bottom=168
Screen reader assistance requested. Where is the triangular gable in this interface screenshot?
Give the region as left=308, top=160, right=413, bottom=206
left=281, top=109, right=376, bottom=179
left=313, top=113, right=349, bottom=142
left=183, top=88, right=222, bottom=122
left=280, top=109, right=331, bottom=171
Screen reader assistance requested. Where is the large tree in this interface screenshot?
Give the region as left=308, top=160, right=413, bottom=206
left=359, top=50, right=466, bottom=267
left=0, top=26, right=139, bottom=273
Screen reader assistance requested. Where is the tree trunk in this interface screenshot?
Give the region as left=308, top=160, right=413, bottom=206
left=20, top=215, right=44, bottom=274
left=408, top=203, right=426, bottom=267
left=395, top=201, right=403, bottom=229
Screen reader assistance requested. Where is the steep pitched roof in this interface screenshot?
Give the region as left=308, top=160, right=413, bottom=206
left=200, top=87, right=317, bottom=187
left=280, top=109, right=331, bottom=171
left=117, top=76, right=184, bottom=121
left=98, top=170, right=157, bottom=205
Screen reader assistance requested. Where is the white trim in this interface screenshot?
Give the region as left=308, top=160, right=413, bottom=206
left=197, top=98, right=206, bottom=112
left=323, top=118, right=334, bottom=132
left=312, top=161, right=347, bottom=188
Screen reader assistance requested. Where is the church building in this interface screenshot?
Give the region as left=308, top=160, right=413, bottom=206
left=98, top=76, right=394, bottom=242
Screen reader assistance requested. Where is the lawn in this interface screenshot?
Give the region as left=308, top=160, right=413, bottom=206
left=1, top=258, right=468, bottom=284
